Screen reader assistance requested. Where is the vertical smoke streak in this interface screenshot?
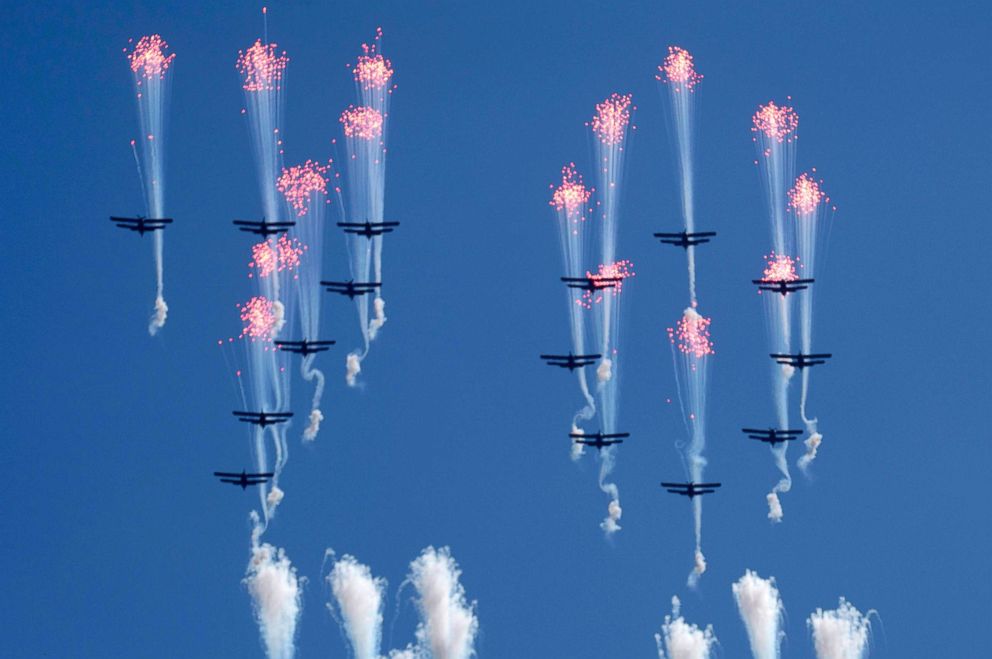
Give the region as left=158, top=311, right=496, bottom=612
left=655, top=596, right=717, bottom=659
left=340, top=29, right=396, bottom=385
left=732, top=570, right=785, bottom=659
left=125, top=35, right=175, bottom=334
left=752, top=100, right=800, bottom=520
left=808, top=598, right=872, bottom=659
left=326, top=552, right=386, bottom=659
left=404, top=547, right=479, bottom=659
left=668, top=307, right=715, bottom=583
left=245, top=513, right=302, bottom=659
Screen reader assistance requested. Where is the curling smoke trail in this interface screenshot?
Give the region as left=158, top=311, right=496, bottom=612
left=668, top=308, right=715, bottom=584
left=752, top=101, right=800, bottom=520
left=732, top=570, right=784, bottom=659
left=326, top=553, right=386, bottom=659
left=588, top=93, right=635, bottom=534
left=656, top=46, right=703, bottom=305
left=340, top=29, right=396, bottom=386
left=808, top=598, right=872, bottom=659
left=788, top=172, right=833, bottom=471
left=402, top=547, right=479, bottom=659
left=655, top=596, right=717, bottom=659
left=125, top=35, right=174, bottom=334
left=245, top=512, right=302, bottom=659
left=279, top=161, right=332, bottom=440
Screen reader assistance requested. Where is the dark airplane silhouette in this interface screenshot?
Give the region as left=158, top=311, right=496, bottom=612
left=540, top=352, right=602, bottom=371
left=661, top=481, right=722, bottom=499
left=232, top=410, right=293, bottom=428
left=654, top=230, right=716, bottom=249
left=560, top=276, right=623, bottom=292
left=321, top=280, right=381, bottom=299
left=337, top=220, right=400, bottom=239
left=770, top=352, right=832, bottom=369
left=752, top=277, right=815, bottom=296
left=275, top=339, right=336, bottom=356
left=741, top=428, right=803, bottom=445
left=110, top=216, right=173, bottom=236
left=232, top=218, right=296, bottom=237
left=570, top=431, right=629, bottom=450
left=214, top=470, right=274, bottom=489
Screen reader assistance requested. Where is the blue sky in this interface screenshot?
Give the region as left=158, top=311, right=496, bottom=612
left=2, top=1, right=990, bottom=656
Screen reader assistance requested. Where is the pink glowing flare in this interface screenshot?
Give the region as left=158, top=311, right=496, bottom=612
left=657, top=46, right=702, bottom=91
left=788, top=172, right=828, bottom=215
left=589, top=93, right=633, bottom=145
left=668, top=311, right=714, bottom=358
left=277, top=161, right=329, bottom=216
left=578, top=260, right=635, bottom=308
left=353, top=28, right=394, bottom=90
left=127, top=35, right=175, bottom=79
left=237, top=40, right=289, bottom=92
left=752, top=101, right=798, bottom=143
left=238, top=296, right=277, bottom=340
left=249, top=235, right=305, bottom=278
left=762, top=253, right=800, bottom=282
left=550, top=164, right=592, bottom=215
left=340, top=106, right=383, bottom=140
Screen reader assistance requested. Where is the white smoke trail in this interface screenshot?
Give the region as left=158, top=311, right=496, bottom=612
left=326, top=553, right=386, bottom=659
left=763, top=284, right=795, bottom=522
left=346, top=352, right=362, bottom=387
left=369, top=296, right=387, bottom=339
left=808, top=598, right=872, bottom=659
left=797, top=431, right=822, bottom=472
left=731, top=570, right=784, bottom=659
left=655, top=596, right=717, bottom=659
left=404, top=546, right=479, bottom=659
left=245, top=513, right=302, bottom=659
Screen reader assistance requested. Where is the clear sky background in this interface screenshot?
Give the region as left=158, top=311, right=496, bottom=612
left=2, top=1, right=990, bottom=657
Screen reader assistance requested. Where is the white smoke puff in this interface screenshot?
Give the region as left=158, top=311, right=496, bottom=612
left=808, top=598, right=872, bottom=659
left=406, top=546, right=479, bottom=659
left=245, top=519, right=302, bottom=659
left=327, top=555, right=386, bottom=659
left=656, top=596, right=717, bottom=659
left=767, top=492, right=783, bottom=523
left=148, top=295, right=168, bottom=335
left=732, top=570, right=784, bottom=659
left=346, top=353, right=362, bottom=387
left=267, top=486, right=285, bottom=511
left=596, top=357, right=613, bottom=383
left=303, top=409, right=323, bottom=442
left=797, top=432, right=822, bottom=472
left=387, top=648, right=419, bottom=659
left=272, top=300, right=286, bottom=334
left=781, top=363, right=795, bottom=379
left=369, top=297, right=387, bottom=340
left=569, top=424, right=585, bottom=461
left=601, top=499, right=622, bottom=534
left=694, top=550, right=706, bottom=576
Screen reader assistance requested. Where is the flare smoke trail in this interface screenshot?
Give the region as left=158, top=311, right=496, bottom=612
left=732, top=570, right=785, bottom=659
left=808, top=598, right=872, bottom=659
left=125, top=35, right=174, bottom=334
left=340, top=29, right=396, bottom=386
left=587, top=93, right=635, bottom=534
left=245, top=512, right=303, bottom=659
left=656, top=46, right=703, bottom=304
left=549, top=165, right=598, bottom=459
left=655, top=596, right=717, bottom=659
left=402, top=547, right=479, bottom=659
left=326, top=553, right=386, bottom=659
left=667, top=308, right=715, bottom=584
left=279, top=161, right=332, bottom=440
left=752, top=100, right=800, bottom=520
left=788, top=172, right=833, bottom=471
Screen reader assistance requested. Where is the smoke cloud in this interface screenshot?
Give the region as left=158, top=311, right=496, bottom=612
left=732, top=570, right=784, bottom=659
left=245, top=514, right=302, bottom=659
left=346, top=352, right=362, bottom=387
left=808, top=598, right=872, bottom=659
left=797, top=432, right=822, bottom=472
left=369, top=297, right=387, bottom=339
left=148, top=295, right=168, bottom=335
left=327, top=554, right=386, bottom=659
left=405, top=546, right=479, bottom=659
left=303, top=409, right=324, bottom=442
left=655, top=596, right=717, bottom=659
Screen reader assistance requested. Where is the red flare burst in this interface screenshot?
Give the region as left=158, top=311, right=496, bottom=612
left=788, top=172, right=828, bottom=215
left=550, top=164, right=593, bottom=214
left=237, top=40, right=289, bottom=92
left=656, top=46, right=702, bottom=91
left=238, top=296, right=277, bottom=340
left=277, top=161, right=329, bottom=216
left=668, top=310, right=715, bottom=358
left=340, top=105, right=383, bottom=140
left=352, top=28, right=394, bottom=89
left=127, top=35, right=175, bottom=79
left=578, top=260, right=635, bottom=308
left=249, top=235, right=305, bottom=278
left=589, top=93, right=634, bottom=145
left=762, top=252, right=800, bottom=282
left=752, top=100, right=798, bottom=143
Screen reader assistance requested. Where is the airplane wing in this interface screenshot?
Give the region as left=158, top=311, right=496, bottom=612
left=696, top=483, right=721, bottom=488
left=665, top=489, right=690, bottom=496
left=247, top=472, right=275, bottom=478
left=807, top=354, right=832, bottom=358
left=214, top=471, right=243, bottom=477
left=660, top=482, right=689, bottom=489
left=690, top=231, right=716, bottom=237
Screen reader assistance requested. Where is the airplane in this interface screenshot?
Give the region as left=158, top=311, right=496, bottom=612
left=741, top=427, right=803, bottom=445
left=232, top=218, right=296, bottom=237
left=660, top=481, right=722, bottom=499
left=275, top=339, right=336, bottom=356
left=770, top=352, right=832, bottom=369
left=232, top=410, right=293, bottom=428
left=337, top=220, right=400, bottom=239
left=110, top=216, right=173, bottom=236
left=321, top=280, right=382, bottom=299
left=569, top=431, right=629, bottom=450
left=214, top=470, right=274, bottom=490
left=560, top=276, right=623, bottom=292
left=654, top=230, right=716, bottom=249
left=540, top=352, right=602, bottom=371
left=752, top=277, right=815, bottom=296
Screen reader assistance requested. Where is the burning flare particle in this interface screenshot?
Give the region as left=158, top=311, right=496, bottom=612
left=340, top=106, right=384, bottom=140
left=657, top=46, right=703, bottom=91
left=752, top=101, right=799, bottom=143
left=589, top=93, right=633, bottom=145
left=237, top=40, right=289, bottom=92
